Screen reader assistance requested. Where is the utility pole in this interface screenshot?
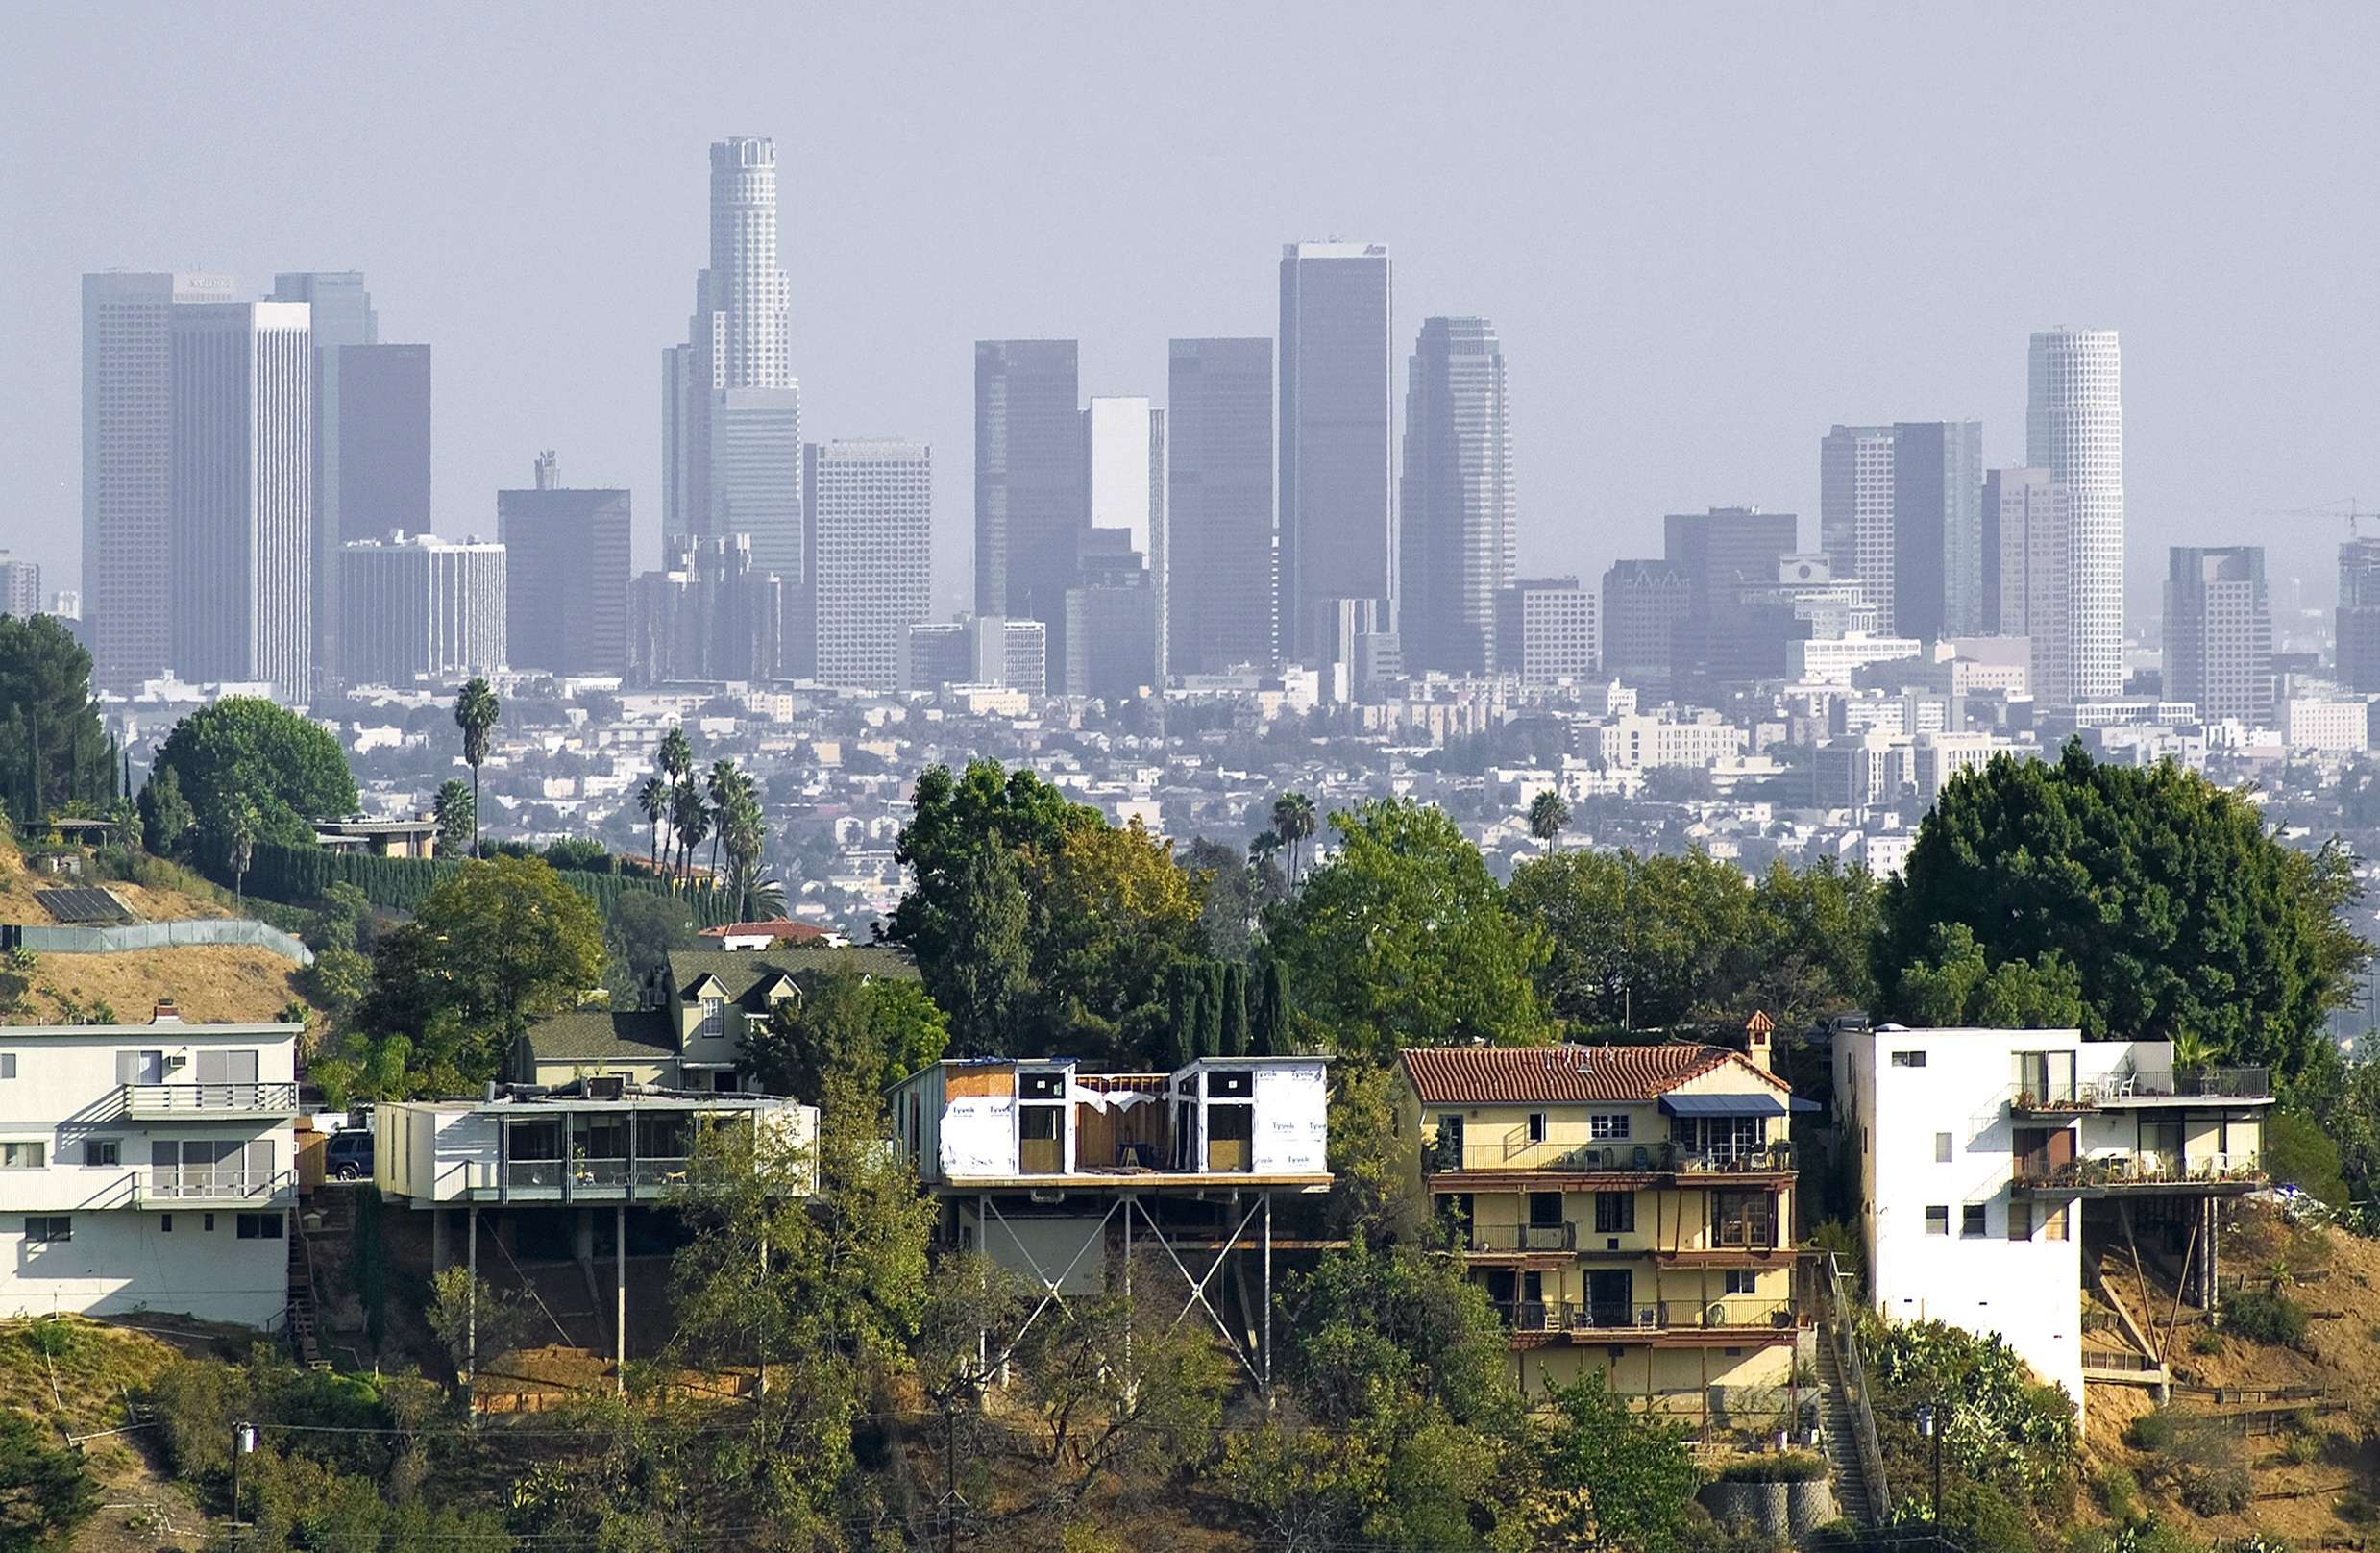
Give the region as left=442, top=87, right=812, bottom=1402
left=231, top=1420, right=256, bottom=1542
left=942, top=1397, right=959, bottom=1553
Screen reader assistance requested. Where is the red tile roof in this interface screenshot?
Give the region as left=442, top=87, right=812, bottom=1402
left=1398, top=1043, right=1783, bottom=1105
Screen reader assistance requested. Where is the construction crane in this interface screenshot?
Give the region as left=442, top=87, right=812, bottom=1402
left=2252, top=500, right=2377, bottom=539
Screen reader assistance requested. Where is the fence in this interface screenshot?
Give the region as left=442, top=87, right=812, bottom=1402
left=0, top=918, right=314, bottom=965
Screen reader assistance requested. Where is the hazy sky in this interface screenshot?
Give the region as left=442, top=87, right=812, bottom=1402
left=5, top=4, right=2375, bottom=630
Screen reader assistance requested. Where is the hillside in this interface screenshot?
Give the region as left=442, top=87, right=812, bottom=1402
left=2083, top=1202, right=2380, bottom=1547
left=0, top=828, right=233, bottom=925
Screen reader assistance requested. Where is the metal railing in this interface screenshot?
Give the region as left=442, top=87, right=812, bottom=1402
left=1818, top=1251, right=1891, bottom=1523
left=1425, top=1134, right=1793, bottom=1175
left=1494, top=1296, right=1794, bottom=1334
left=2014, top=1151, right=2264, bottom=1189
left=135, top=1169, right=293, bottom=1203
left=122, top=1082, right=301, bottom=1114
left=1465, top=1222, right=1578, bottom=1252
left=499, top=1157, right=693, bottom=1194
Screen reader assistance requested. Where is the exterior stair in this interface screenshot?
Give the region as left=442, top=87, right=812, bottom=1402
left=284, top=1212, right=327, bottom=1368
left=1814, top=1332, right=1877, bottom=1526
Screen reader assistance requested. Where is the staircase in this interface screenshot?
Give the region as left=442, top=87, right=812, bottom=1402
left=1814, top=1332, right=1877, bottom=1526
left=282, top=1201, right=332, bottom=1368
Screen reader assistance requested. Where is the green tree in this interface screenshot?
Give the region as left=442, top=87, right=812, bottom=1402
left=703, top=757, right=740, bottom=879
left=1221, top=960, right=1251, bottom=1057
left=635, top=775, right=668, bottom=872
left=135, top=762, right=194, bottom=856
left=225, top=799, right=258, bottom=903
left=888, top=758, right=1098, bottom=974
left=1186, top=835, right=1261, bottom=960
left=942, top=839, right=1034, bottom=1054
left=1507, top=848, right=1751, bottom=1035
left=451, top=677, right=501, bottom=858
left=0, top=1405, right=98, bottom=1552
left=1884, top=743, right=2370, bottom=1079
left=0, top=613, right=113, bottom=825
left=1267, top=798, right=1552, bottom=1056
left=149, top=696, right=357, bottom=854
left=1271, top=790, right=1318, bottom=888
left=431, top=778, right=475, bottom=855
left=1256, top=956, right=1291, bottom=1056
left=1894, top=923, right=2088, bottom=1028
left=668, top=776, right=709, bottom=885
left=1527, top=788, right=1570, bottom=855
left=739, top=969, right=948, bottom=1102
left=1534, top=1368, right=1703, bottom=1551
left=602, top=889, right=699, bottom=1004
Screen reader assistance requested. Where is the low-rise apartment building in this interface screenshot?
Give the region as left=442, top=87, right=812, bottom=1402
left=1833, top=1025, right=2270, bottom=1418
left=1396, top=1028, right=1813, bottom=1421
left=0, top=1008, right=300, bottom=1325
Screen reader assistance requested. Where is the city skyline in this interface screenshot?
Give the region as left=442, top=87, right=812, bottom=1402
left=9, top=7, right=2374, bottom=631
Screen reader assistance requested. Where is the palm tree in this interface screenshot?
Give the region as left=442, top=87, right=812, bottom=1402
left=227, top=801, right=257, bottom=904
left=635, top=776, right=668, bottom=873
left=432, top=778, right=476, bottom=856
left=1271, top=792, right=1318, bottom=889
left=453, top=677, right=502, bottom=859
left=720, top=790, right=769, bottom=918
left=704, top=758, right=741, bottom=881
left=1528, top=790, right=1572, bottom=856
left=654, top=726, right=694, bottom=876
left=670, top=778, right=710, bottom=888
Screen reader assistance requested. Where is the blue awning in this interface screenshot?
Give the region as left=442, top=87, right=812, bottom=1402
left=1660, top=1093, right=1789, bottom=1118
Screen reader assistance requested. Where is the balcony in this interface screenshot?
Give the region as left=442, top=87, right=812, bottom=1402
left=1463, top=1222, right=1578, bottom=1253
left=1424, top=1133, right=1793, bottom=1178
left=120, top=1082, right=301, bottom=1120
left=2012, top=1150, right=2265, bottom=1197
left=133, top=1169, right=295, bottom=1207
left=1493, top=1296, right=1796, bottom=1339
left=472, top=1155, right=699, bottom=1202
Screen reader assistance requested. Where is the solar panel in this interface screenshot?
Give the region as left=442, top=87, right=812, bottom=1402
left=35, top=888, right=134, bottom=925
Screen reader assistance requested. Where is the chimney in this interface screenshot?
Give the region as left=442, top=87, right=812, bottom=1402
left=150, top=998, right=183, bottom=1025
left=1742, top=1011, right=1775, bottom=1076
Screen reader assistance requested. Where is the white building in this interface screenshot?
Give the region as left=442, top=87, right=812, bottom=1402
left=1821, top=424, right=1898, bottom=629
left=2028, top=329, right=2123, bottom=703
left=336, top=531, right=507, bottom=686
left=1788, top=632, right=1923, bottom=686
left=1578, top=710, right=1747, bottom=772
left=0, top=552, right=41, bottom=619
left=2285, top=697, right=2368, bottom=753
left=0, top=1011, right=300, bottom=1325
left=805, top=438, right=932, bottom=690
left=906, top=615, right=1046, bottom=696
left=1913, top=731, right=2018, bottom=801
left=1985, top=469, right=2071, bottom=706
left=1834, top=1025, right=2270, bottom=1421
left=1495, top=577, right=1596, bottom=684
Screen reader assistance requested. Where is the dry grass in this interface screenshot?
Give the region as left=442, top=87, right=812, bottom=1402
left=0, top=828, right=231, bottom=925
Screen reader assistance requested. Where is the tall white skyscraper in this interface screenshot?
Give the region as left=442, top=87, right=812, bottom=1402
left=2027, top=328, right=2123, bottom=703
left=170, top=301, right=314, bottom=695
left=665, top=138, right=798, bottom=558
left=82, top=270, right=236, bottom=691
left=336, top=531, right=507, bottom=686
left=270, top=272, right=377, bottom=679
left=1820, top=425, right=1897, bottom=631
left=1279, top=242, right=1393, bottom=664
left=1399, top=316, right=1515, bottom=675
left=1982, top=467, right=2071, bottom=707
left=804, top=439, right=931, bottom=690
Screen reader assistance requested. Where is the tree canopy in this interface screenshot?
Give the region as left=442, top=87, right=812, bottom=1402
left=0, top=613, right=115, bottom=826
left=1883, top=743, right=2368, bottom=1079
left=148, top=696, right=356, bottom=853
left=739, top=968, right=948, bottom=1107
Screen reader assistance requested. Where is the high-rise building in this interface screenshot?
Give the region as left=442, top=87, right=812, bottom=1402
left=497, top=454, right=631, bottom=678
left=1400, top=316, right=1515, bottom=676
left=271, top=272, right=396, bottom=681
left=628, top=534, right=783, bottom=684
left=336, top=345, right=431, bottom=543
left=804, top=438, right=932, bottom=691
left=1601, top=559, right=1692, bottom=697
left=82, top=271, right=236, bottom=691
left=2165, top=546, right=2271, bottom=727
left=1663, top=506, right=1799, bottom=695
left=1493, top=577, right=1594, bottom=684
left=1981, top=468, right=2070, bottom=706
left=1279, top=242, right=1393, bottom=664
left=973, top=339, right=1083, bottom=639
left=1820, top=425, right=1896, bottom=629
left=1083, top=397, right=1166, bottom=680
left=2336, top=539, right=2380, bottom=693
left=664, top=138, right=797, bottom=557
left=0, top=554, right=41, bottom=619
left=1063, top=529, right=1159, bottom=700
left=169, top=301, right=314, bottom=695
left=1891, top=420, right=1984, bottom=640
left=1165, top=338, right=1273, bottom=674
left=2028, top=329, right=2123, bottom=703
left=1711, top=555, right=1879, bottom=687
left=336, top=532, right=506, bottom=686
left=908, top=616, right=1048, bottom=695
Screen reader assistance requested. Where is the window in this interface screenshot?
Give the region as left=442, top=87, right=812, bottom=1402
left=23, top=1216, right=69, bottom=1245
left=1934, top=1132, right=1953, bottom=1164
left=1961, top=1204, right=1987, bottom=1238
left=1925, top=1205, right=1950, bottom=1236
left=696, top=998, right=727, bottom=1042
left=1891, top=1050, right=1927, bottom=1068
left=1589, top=1113, right=1631, bottom=1140
left=2007, top=1201, right=2032, bottom=1241
left=236, top=1213, right=284, bottom=1240
left=0, top=1142, right=44, bottom=1170
left=159, top=1215, right=173, bottom=1233
left=1595, top=1192, right=1636, bottom=1234
left=1724, top=1270, right=1758, bottom=1295
left=116, top=1049, right=163, bottom=1085
left=1526, top=1112, right=1547, bottom=1144
left=84, top=1140, right=120, bottom=1168
left=0, top=1053, right=15, bottom=1079
left=202, top=1214, right=214, bottom=1232
left=1528, top=1192, right=1564, bottom=1229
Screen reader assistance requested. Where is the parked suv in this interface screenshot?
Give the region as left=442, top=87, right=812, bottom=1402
left=325, top=1129, right=374, bottom=1182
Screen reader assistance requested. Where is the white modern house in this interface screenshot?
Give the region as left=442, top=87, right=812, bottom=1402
left=1834, top=1025, right=2270, bottom=1419
left=0, top=1007, right=300, bottom=1325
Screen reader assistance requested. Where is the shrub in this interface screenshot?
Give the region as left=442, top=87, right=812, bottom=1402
left=1717, top=1452, right=1828, bottom=1483
left=2190, top=1327, right=2225, bottom=1355
left=2279, top=1428, right=2322, bottom=1467
left=2223, top=1289, right=2309, bottom=1348
left=2125, top=1409, right=2179, bottom=1453
left=2092, top=1462, right=2139, bottom=1521
left=2179, top=1461, right=2251, bottom=1516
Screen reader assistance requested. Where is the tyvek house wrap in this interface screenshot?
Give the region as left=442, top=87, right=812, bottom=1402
left=939, top=1094, right=1018, bottom=1177
left=1253, top=1062, right=1329, bottom=1173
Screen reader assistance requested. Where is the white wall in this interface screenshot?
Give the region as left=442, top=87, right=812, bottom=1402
left=0, top=1208, right=285, bottom=1325
left=1252, top=1061, right=1330, bottom=1173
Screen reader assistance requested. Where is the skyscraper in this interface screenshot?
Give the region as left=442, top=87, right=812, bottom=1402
left=1279, top=242, right=1393, bottom=663
left=336, top=532, right=506, bottom=686
left=1819, top=425, right=1896, bottom=629
left=2335, top=539, right=2380, bottom=693
left=1399, top=316, right=1516, bottom=676
left=804, top=438, right=932, bottom=691
left=498, top=454, right=631, bottom=678
left=1662, top=506, right=1799, bottom=695
left=1494, top=578, right=1595, bottom=684
left=336, top=344, right=431, bottom=544
left=82, top=270, right=236, bottom=691
left=2028, top=329, right=2123, bottom=703
left=1890, top=420, right=1984, bottom=641
left=973, top=339, right=1084, bottom=633
left=1601, top=559, right=1691, bottom=696
left=1165, top=338, right=1274, bottom=675
left=1982, top=467, right=2071, bottom=706
left=664, top=138, right=797, bottom=559
left=628, top=535, right=782, bottom=684
left=2165, top=546, right=2271, bottom=727
left=0, top=554, right=40, bottom=619
left=1083, top=396, right=1166, bottom=681
left=270, top=272, right=383, bottom=681
left=169, top=301, right=314, bottom=695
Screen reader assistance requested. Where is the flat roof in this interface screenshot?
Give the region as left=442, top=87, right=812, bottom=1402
left=0, top=1021, right=302, bottom=1041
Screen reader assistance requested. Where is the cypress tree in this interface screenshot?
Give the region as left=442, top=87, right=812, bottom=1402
left=1257, top=956, right=1291, bottom=1057
left=1201, top=961, right=1227, bottom=1058
left=1221, top=961, right=1250, bottom=1057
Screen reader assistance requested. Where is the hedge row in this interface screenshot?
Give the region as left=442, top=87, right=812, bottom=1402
left=233, top=842, right=741, bottom=926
